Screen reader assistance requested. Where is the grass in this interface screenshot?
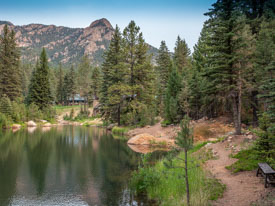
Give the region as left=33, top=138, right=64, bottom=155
left=53, top=105, right=80, bottom=114
left=112, top=126, right=130, bottom=135
left=131, top=144, right=226, bottom=206
left=226, top=148, right=260, bottom=173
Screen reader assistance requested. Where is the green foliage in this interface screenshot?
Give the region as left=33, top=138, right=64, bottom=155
left=27, top=48, right=53, bottom=109
left=100, top=22, right=156, bottom=126
left=131, top=148, right=225, bottom=206
left=0, top=25, right=22, bottom=100
left=164, top=66, right=182, bottom=123
left=0, top=95, right=13, bottom=118
left=0, top=113, right=12, bottom=128
left=111, top=126, right=130, bottom=135
left=254, top=113, right=275, bottom=165
left=130, top=154, right=161, bottom=194
left=156, top=41, right=172, bottom=113
left=226, top=148, right=260, bottom=173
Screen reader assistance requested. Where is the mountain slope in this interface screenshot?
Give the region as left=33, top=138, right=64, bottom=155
left=0, top=18, right=157, bottom=66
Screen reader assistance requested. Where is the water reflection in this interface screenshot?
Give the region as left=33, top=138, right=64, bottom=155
left=0, top=126, right=149, bottom=206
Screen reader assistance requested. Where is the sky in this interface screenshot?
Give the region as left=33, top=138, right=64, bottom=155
left=0, top=0, right=216, bottom=51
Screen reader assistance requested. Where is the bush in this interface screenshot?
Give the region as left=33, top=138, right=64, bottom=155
left=112, top=126, right=129, bottom=135
left=27, top=103, right=43, bottom=121
left=130, top=154, right=160, bottom=194
left=0, top=113, right=12, bottom=128
left=226, top=148, right=260, bottom=173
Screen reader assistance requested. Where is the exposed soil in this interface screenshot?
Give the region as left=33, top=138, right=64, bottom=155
left=206, top=135, right=272, bottom=206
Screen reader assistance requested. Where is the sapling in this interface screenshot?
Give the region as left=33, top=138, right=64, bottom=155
left=164, top=115, right=194, bottom=206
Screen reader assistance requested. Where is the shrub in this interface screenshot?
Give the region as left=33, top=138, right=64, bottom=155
left=112, top=126, right=129, bottom=135
left=0, top=113, right=12, bottom=128
left=27, top=103, right=43, bottom=121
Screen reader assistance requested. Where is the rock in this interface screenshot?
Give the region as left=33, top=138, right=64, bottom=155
left=27, top=121, right=37, bottom=127
left=209, top=138, right=218, bottom=142
left=12, top=124, right=21, bottom=129
left=128, top=133, right=156, bottom=145
left=43, top=123, right=51, bottom=127
left=41, top=120, right=48, bottom=123
left=245, top=135, right=253, bottom=140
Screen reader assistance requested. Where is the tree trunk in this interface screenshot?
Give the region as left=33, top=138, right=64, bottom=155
left=251, top=90, right=259, bottom=127
left=184, top=148, right=190, bottom=206
left=232, top=94, right=241, bottom=135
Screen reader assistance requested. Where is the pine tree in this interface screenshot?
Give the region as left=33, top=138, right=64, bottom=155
left=164, top=65, right=182, bottom=123
left=90, top=66, right=101, bottom=100
left=56, top=64, right=65, bottom=104
left=204, top=0, right=249, bottom=134
left=100, top=25, right=130, bottom=125
left=0, top=25, right=22, bottom=100
left=77, top=55, right=92, bottom=104
left=63, top=66, right=76, bottom=105
left=122, top=21, right=156, bottom=125
left=27, top=48, right=52, bottom=109
left=156, top=41, right=172, bottom=113
left=173, top=36, right=191, bottom=75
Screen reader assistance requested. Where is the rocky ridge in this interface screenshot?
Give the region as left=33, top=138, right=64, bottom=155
left=0, top=18, right=157, bottom=66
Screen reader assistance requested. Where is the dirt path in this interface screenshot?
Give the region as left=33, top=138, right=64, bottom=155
left=206, top=136, right=270, bottom=206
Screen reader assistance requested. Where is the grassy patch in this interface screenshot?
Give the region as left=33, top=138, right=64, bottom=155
left=226, top=148, right=260, bottom=173
left=112, top=126, right=130, bottom=135
left=131, top=144, right=225, bottom=206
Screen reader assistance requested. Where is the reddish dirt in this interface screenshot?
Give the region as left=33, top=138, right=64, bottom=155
left=206, top=135, right=272, bottom=206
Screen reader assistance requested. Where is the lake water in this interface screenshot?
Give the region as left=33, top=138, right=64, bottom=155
left=0, top=126, right=158, bottom=206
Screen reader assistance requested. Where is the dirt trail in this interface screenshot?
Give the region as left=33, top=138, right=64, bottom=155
left=206, top=136, right=270, bottom=206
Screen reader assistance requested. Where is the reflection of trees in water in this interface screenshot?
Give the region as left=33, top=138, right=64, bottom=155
left=0, top=130, right=24, bottom=206
left=53, top=126, right=141, bottom=206
left=0, top=126, right=148, bottom=206
left=25, top=130, right=53, bottom=195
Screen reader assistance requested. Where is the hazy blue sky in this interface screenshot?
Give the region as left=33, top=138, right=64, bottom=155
left=0, top=0, right=216, bottom=51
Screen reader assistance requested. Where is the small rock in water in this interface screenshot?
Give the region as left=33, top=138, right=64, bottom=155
left=27, top=121, right=37, bottom=127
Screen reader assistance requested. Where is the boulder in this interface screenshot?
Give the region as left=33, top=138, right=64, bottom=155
left=27, top=121, right=37, bottom=127
left=12, top=124, right=21, bottom=129
left=127, top=133, right=156, bottom=145
left=208, top=138, right=218, bottom=142
left=43, top=123, right=52, bottom=127
left=41, top=120, right=48, bottom=123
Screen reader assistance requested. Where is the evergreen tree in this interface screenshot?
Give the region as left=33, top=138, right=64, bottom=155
left=90, top=66, right=101, bottom=100
left=27, top=48, right=52, bottom=109
left=0, top=25, right=22, bottom=100
left=100, top=25, right=130, bottom=125
left=77, top=55, right=92, bottom=104
left=156, top=41, right=172, bottom=113
left=204, top=0, right=250, bottom=134
left=164, top=66, right=182, bottom=123
left=63, top=66, right=76, bottom=104
left=56, top=64, right=65, bottom=104
left=122, top=21, right=155, bottom=125
left=173, top=36, right=191, bottom=75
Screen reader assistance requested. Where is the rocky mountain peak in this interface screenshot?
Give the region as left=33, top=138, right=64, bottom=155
left=89, top=18, right=113, bottom=29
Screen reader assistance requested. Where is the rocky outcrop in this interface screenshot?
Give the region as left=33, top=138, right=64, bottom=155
left=0, top=18, right=114, bottom=66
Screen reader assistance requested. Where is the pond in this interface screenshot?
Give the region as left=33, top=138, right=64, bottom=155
left=0, top=126, right=160, bottom=206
